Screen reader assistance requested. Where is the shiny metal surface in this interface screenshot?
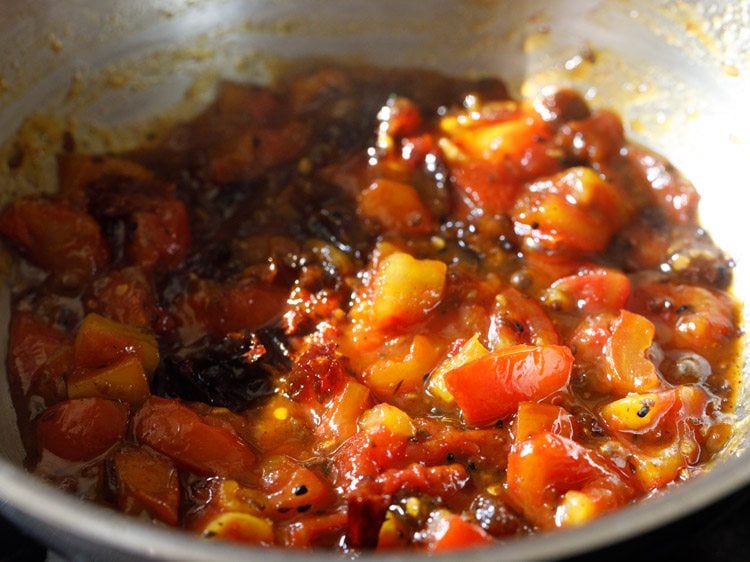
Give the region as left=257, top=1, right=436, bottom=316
left=1, top=1, right=749, bottom=559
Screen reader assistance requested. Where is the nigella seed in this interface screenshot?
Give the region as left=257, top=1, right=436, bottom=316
left=293, top=485, right=308, bottom=496
left=637, top=405, right=650, bottom=418
left=297, top=504, right=312, bottom=513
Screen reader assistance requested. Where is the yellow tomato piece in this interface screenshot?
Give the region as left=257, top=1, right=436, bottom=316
left=427, top=334, right=489, bottom=405
left=599, top=391, right=676, bottom=434
left=450, top=117, right=536, bottom=162
left=377, top=513, right=408, bottom=550
left=74, top=313, right=159, bottom=377
left=372, top=252, right=447, bottom=330
left=202, top=512, right=274, bottom=544
left=359, top=403, right=415, bottom=438
left=514, top=402, right=574, bottom=443
left=367, top=334, right=442, bottom=396
left=629, top=443, right=687, bottom=490
left=555, top=491, right=597, bottom=527
left=67, top=356, right=150, bottom=405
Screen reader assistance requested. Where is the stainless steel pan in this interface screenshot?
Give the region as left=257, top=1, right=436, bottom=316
left=1, top=1, right=749, bottom=559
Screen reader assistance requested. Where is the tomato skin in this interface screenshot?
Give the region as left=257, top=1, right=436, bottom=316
left=134, top=396, right=256, bottom=483
left=506, top=432, right=635, bottom=529
left=544, top=268, right=630, bottom=314
left=36, top=398, right=129, bottom=461
left=444, top=344, right=574, bottom=426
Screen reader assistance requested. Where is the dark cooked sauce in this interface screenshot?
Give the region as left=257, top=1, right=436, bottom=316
left=0, top=65, right=743, bottom=552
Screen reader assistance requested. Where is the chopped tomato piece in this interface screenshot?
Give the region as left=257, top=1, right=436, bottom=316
left=359, top=403, right=415, bottom=439
left=176, top=278, right=288, bottom=338
left=444, top=344, right=573, bottom=426
left=209, top=121, right=309, bottom=184
left=629, top=282, right=739, bottom=359
left=425, top=511, right=493, bottom=552
left=443, top=109, right=559, bottom=179
left=74, top=313, right=159, bottom=377
left=376, top=463, right=469, bottom=498
left=512, top=167, right=629, bottom=255
left=371, top=252, right=447, bottom=330
left=556, top=110, right=624, bottom=166
left=603, top=310, right=663, bottom=396
left=261, top=457, right=335, bottom=520
left=567, top=313, right=616, bottom=367
left=134, top=396, right=256, bottom=483
left=87, top=267, right=157, bottom=328
left=127, top=198, right=191, bottom=270
left=428, top=333, right=489, bottom=405
left=366, top=334, right=442, bottom=396
left=402, top=419, right=510, bottom=469
left=625, top=145, right=699, bottom=224
left=378, top=95, right=422, bottom=140
left=67, top=355, right=150, bottom=405
left=451, top=162, right=521, bottom=214
left=488, top=287, right=560, bottom=348
left=279, top=512, right=348, bottom=548
left=0, top=198, right=108, bottom=286
left=113, top=446, right=180, bottom=525
left=36, top=398, right=129, bottom=461
left=316, top=378, right=371, bottom=452
left=514, top=402, right=575, bottom=443
left=7, top=312, right=70, bottom=395
left=333, top=428, right=408, bottom=492
left=358, top=178, right=435, bottom=234
left=599, top=386, right=710, bottom=489
left=201, top=512, right=274, bottom=545
left=506, top=432, right=635, bottom=529
left=543, top=268, right=630, bottom=314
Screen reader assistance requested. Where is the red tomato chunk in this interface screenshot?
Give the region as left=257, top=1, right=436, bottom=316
left=0, top=65, right=741, bottom=552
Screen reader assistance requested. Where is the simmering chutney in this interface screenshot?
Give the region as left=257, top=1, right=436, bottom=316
left=0, top=65, right=743, bottom=552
